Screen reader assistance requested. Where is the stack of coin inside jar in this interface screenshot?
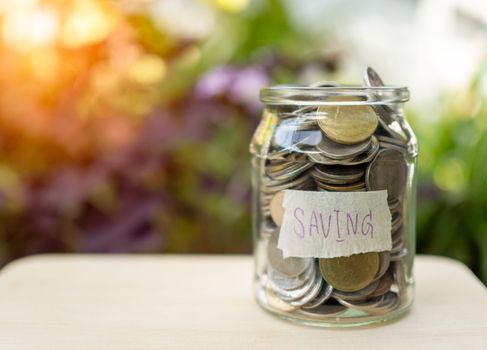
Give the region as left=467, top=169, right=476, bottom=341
left=253, top=68, right=415, bottom=324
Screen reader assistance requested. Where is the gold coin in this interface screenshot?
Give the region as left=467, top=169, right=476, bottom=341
left=317, top=105, right=378, bottom=144
left=319, top=252, right=379, bottom=292
left=270, top=191, right=285, bottom=225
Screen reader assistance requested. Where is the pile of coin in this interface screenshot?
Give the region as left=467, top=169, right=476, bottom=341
left=256, top=67, right=411, bottom=318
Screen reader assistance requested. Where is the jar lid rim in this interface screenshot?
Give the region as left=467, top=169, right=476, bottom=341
left=260, top=85, right=410, bottom=105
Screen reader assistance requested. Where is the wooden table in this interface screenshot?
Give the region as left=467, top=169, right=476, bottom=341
left=0, top=254, right=485, bottom=349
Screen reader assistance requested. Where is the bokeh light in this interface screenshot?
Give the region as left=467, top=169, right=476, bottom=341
left=0, top=0, right=484, bottom=284
left=2, top=5, right=58, bottom=51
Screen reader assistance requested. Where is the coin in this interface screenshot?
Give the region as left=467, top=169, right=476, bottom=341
left=297, top=301, right=347, bottom=317
left=316, top=134, right=371, bottom=160
left=266, top=147, right=293, bottom=160
left=391, top=211, right=403, bottom=232
left=388, top=197, right=402, bottom=213
left=261, top=282, right=297, bottom=312
left=267, top=161, right=313, bottom=182
left=366, top=148, right=407, bottom=200
left=317, top=105, right=378, bottom=144
left=260, top=217, right=275, bottom=238
left=363, top=66, right=385, bottom=87
left=392, top=261, right=409, bottom=303
left=267, top=229, right=310, bottom=277
left=390, top=245, right=407, bottom=262
left=302, top=282, right=333, bottom=309
left=337, top=291, right=398, bottom=315
left=313, top=164, right=365, bottom=183
left=266, top=156, right=305, bottom=175
left=319, top=252, right=380, bottom=292
left=392, top=227, right=403, bottom=246
left=316, top=180, right=366, bottom=192
left=262, top=173, right=312, bottom=194
left=270, top=191, right=285, bottom=225
left=369, top=272, right=393, bottom=297
left=289, top=268, right=324, bottom=306
left=332, top=279, right=380, bottom=301
left=274, top=119, right=323, bottom=148
left=367, top=292, right=399, bottom=314
left=362, top=66, right=409, bottom=143
left=279, top=267, right=320, bottom=302
left=309, top=136, right=380, bottom=166
left=267, top=262, right=315, bottom=294
left=373, top=252, right=391, bottom=281
left=377, top=135, right=407, bottom=148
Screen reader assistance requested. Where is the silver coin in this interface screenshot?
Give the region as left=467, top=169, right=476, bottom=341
left=274, top=120, right=323, bottom=148
left=302, top=282, right=334, bottom=309
left=308, top=136, right=379, bottom=166
left=266, top=147, right=293, bottom=160
left=267, top=161, right=313, bottom=182
left=266, top=229, right=311, bottom=277
left=391, top=211, right=403, bottom=232
left=263, top=163, right=310, bottom=185
left=315, top=180, right=366, bottom=192
left=332, top=279, right=380, bottom=301
left=260, top=279, right=297, bottom=312
left=373, top=252, right=391, bottom=281
left=337, top=291, right=398, bottom=315
left=313, top=164, right=365, bottom=182
left=390, top=248, right=408, bottom=262
left=367, top=292, right=399, bottom=314
left=363, top=66, right=385, bottom=87
left=390, top=239, right=407, bottom=262
left=289, top=105, right=317, bottom=117
left=262, top=173, right=312, bottom=193
left=316, top=135, right=371, bottom=160
left=311, top=173, right=359, bottom=186
left=260, top=217, right=275, bottom=238
left=317, top=186, right=366, bottom=192
left=369, top=271, right=393, bottom=297
left=392, top=261, right=408, bottom=303
left=392, top=227, right=403, bottom=246
left=379, top=142, right=408, bottom=156
left=311, top=170, right=363, bottom=186
left=267, top=262, right=314, bottom=292
left=266, top=160, right=297, bottom=174
left=362, top=67, right=409, bottom=142
left=344, top=135, right=379, bottom=164
left=366, top=148, right=407, bottom=200
left=296, top=302, right=347, bottom=317
left=377, top=135, right=407, bottom=148
left=279, top=267, right=320, bottom=302
left=289, top=268, right=324, bottom=306
left=388, top=198, right=402, bottom=214
left=392, top=223, right=403, bottom=241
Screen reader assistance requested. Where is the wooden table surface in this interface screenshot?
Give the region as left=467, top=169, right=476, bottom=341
left=0, top=254, right=485, bottom=349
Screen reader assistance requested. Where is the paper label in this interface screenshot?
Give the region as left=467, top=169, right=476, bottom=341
left=278, top=190, right=392, bottom=258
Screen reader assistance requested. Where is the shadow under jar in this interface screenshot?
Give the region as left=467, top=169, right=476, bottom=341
left=250, top=84, right=418, bottom=327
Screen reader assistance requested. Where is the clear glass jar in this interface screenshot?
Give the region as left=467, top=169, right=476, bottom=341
left=250, top=84, right=417, bottom=327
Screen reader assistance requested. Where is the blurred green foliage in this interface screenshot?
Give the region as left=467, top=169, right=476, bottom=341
left=412, top=64, right=487, bottom=283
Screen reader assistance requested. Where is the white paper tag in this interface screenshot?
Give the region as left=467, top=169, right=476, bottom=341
left=278, top=190, right=392, bottom=259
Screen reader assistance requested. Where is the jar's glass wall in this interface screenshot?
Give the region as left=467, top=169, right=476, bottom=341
left=250, top=94, right=417, bottom=327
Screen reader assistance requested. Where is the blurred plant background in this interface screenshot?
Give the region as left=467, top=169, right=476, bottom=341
left=0, top=0, right=486, bottom=283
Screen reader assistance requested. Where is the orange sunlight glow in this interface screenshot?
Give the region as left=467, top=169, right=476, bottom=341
left=60, top=0, right=117, bottom=49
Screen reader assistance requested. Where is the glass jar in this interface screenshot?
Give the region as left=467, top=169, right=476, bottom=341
left=250, top=84, right=417, bottom=327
